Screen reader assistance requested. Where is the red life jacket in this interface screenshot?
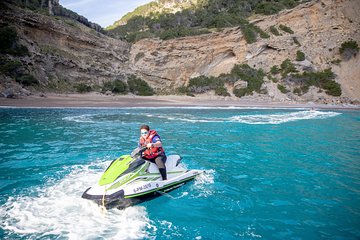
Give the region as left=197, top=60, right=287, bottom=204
left=139, top=130, right=164, bottom=159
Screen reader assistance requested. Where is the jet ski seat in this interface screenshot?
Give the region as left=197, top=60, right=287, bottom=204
left=147, top=155, right=182, bottom=173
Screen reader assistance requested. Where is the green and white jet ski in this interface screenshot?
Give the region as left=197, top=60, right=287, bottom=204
left=82, top=147, right=204, bottom=209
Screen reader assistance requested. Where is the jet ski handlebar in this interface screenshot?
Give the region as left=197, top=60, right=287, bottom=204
left=130, top=146, right=148, bottom=158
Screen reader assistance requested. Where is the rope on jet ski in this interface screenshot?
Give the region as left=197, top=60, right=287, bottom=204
left=100, top=186, right=107, bottom=214
left=156, top=188, right=189, bottom=199
left=156, top=190, right=176, bottom=199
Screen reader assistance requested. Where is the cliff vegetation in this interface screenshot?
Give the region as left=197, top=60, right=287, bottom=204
left=108, top=0, right=308, bottom=43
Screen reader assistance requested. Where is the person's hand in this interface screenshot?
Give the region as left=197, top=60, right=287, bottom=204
left=146, top=143, right=153, bottom=148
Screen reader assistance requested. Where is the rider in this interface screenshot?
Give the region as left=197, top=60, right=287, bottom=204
left=138, top=125, right=167, bottom=180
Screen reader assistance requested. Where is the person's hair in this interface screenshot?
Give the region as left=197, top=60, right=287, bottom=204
left=140, top=125, right=150, bottom=131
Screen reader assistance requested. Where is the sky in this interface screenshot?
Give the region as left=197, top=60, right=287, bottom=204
left=59, top=0, right=153, bottom=28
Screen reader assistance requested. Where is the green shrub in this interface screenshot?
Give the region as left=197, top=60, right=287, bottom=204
left=233, top=88, right=247, bottom=98
left=0, top=26, right=17, bottom=52
left=240, top=24, right=257, bottom=44
left=230, top=64, right=265, bottom=96
left=290, top=68, right=341, bottom=96
left=102, top=80, right=128, bottom=94
left=186, top=64, right=265, bottom=98
left=254, top=2, right=283, bottom=15
left=113, top=80, right=127, bottom=94
left=296, top=50, right=305, bottom=61
left=215, top=85, right=230, bottom=96
left=269, top=26, right=280, bottom=36
left=267, top=74, right=278, bottom=83
left=277, top=84, right=289, bottom=93
left=252, top=25, right=270, bottom=39
left=0, top=26, right=29, bottom=56
left=127, top=75, right=154, bottom=96
left=280, top=59, right=297, bottom=77
left=0, top=60, right=22, bottom=77
left=102, top=81, right=114, bottom=93
left=206, top=12, right=243, bottom=28
left=339, top=40, right=359, bottom=60
left=239, top=22, right=270, bottom=43
left=75, top=83, right=92, bottom=93
left=339, top=40, right=359, bottom=54
left=322, top=79, right=341, bottom=96
left=15, top=74, right=39, bottom=86
left=217, top=73, right=238, bottom=84
left=279, top=24, right=294, bottom=34
left=187, top=75, right=230, bottom=96
left=188, top=76, right=223, bottom=93
left=293, top=85, right=310, bottom=95
left=270, top=65, right=280, bottom=75
left=159, top=26, right=210, bottom=41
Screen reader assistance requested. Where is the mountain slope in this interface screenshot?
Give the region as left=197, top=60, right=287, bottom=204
left=107, top=0, right=201, bottom=30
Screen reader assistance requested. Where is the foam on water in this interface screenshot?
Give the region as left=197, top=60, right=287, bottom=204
left=191, top=170, right=216, bottom=198
left=0, top=161, right=155, bottom=240
left=228, top=110, right=341, bottom=124
left=133, top=110, right=341, bottom=124
left=62, top=114, right=95, bottom=123
left=0, top=161, right=213, bottom=239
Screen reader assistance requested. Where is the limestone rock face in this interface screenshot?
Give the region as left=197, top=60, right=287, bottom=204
left=130, top=0, right=360, bottom=101
left=130, top=28, right=243, bottom=92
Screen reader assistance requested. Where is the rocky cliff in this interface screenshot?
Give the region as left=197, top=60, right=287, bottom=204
left=0, top=2, right=130, bottom=97
left=1, top=0, right=359, bottom=104
left=130, top=0, right=360, bottom=103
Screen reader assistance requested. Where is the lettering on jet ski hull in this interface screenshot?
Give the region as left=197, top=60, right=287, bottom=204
left=133, top=183, right=152, bottom=193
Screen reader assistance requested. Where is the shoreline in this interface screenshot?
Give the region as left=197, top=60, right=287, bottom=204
left=0, top=93, right=359, bottom=110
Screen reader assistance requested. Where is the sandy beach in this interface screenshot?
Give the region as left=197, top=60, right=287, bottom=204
left=0, top=92, right=359, bottom=109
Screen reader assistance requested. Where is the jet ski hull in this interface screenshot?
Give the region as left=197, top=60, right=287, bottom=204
left=82, top=173, right=199, bottom=209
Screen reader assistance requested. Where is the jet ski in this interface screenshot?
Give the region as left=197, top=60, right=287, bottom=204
left=82, top=147, right=204, bottom=209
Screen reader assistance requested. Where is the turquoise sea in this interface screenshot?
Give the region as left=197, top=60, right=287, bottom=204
left=0, top=107, right=359, bottom=239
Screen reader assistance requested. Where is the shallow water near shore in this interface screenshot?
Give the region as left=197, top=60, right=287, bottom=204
left=0, top=107, right=359, bottom=239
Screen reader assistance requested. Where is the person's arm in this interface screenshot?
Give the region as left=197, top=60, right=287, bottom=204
left=146, top=136, right=162, bottom=148
left=151, top=141, right=162, bottom=148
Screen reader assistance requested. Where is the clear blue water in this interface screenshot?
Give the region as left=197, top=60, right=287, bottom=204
left=0, top=107, right=359, bottom=239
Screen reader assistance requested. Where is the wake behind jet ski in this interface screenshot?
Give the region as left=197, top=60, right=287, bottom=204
left=82, top=147, right=204, bottom=209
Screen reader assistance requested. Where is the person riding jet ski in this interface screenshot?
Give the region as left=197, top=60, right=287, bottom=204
left=138, top=125, right=167, bottom=180
left=81, top=128, right=204, bottom=209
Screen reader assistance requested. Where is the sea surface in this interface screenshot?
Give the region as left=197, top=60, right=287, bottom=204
left=0, top=107, right=359, bottom=239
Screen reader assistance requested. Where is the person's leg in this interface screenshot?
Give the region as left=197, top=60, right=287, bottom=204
left=155, top=155, right=167, bottom=180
